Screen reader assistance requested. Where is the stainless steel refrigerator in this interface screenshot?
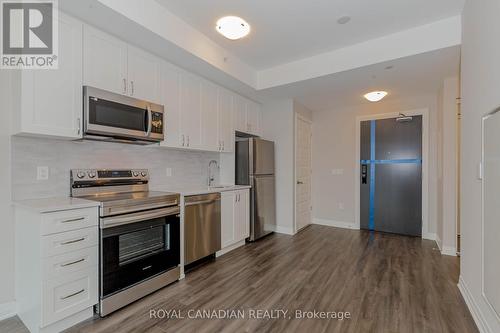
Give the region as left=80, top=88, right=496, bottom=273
left=235, top=137, right=276, bottom=241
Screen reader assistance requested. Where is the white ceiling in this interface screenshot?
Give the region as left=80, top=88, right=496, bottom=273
left=156, top=0, right=464, bottom=70
left=260, top=46, right=460, bottom=111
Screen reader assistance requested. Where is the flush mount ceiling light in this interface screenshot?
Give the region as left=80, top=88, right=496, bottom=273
left=364, top=91, right=388, bottom=102
left=216, top=16, right=250, bottom=40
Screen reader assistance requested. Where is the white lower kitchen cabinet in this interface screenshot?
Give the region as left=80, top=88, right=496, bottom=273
left=219, top=189, right=250, bottom=255
left=11, top=12, right=83, bottom=139
left=15, top=204, right=99, bottom=333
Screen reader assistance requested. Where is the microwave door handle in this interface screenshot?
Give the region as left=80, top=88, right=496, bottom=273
left=146, top=105, right=152, bottom=137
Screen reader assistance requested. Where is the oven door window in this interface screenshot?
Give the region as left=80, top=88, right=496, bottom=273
left=89, top=97, right=147, bottom=132
left=101, top=214, right=179, bottom=297
left=118, top=224, right=169, bottom=265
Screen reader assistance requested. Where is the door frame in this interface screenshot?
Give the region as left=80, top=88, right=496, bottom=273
left=354, top=108, right=431, bottom=239
left=294, top=113, right=313, bottom=233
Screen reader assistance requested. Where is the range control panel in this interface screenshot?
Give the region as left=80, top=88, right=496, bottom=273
left=70, top=169, right=149, bottom=182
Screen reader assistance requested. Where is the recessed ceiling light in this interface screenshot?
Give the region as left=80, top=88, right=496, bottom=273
left=216, top=16, right=250, bottom=40
left=364, top=91, right=388, bottom=102
left=337, top=16, right=351, bottom=24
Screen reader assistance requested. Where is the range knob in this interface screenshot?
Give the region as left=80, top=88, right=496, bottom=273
left=77, top=172, right=86, bottom=179
left=133, top=171, right=139, bottom=177
left=141, top=171, right=147, bottom=177
left=88, top=171, right=96, bottom=178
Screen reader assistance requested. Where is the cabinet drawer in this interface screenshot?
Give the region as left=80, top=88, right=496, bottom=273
left=41, top=267, right=98, bottom=327
left=41, top=207, right=98, bottom=235
left=41, top=227, right=98, bottom=258
left=42, top=246, right=98, bottom=280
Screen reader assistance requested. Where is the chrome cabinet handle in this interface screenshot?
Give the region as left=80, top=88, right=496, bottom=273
left=297, top=181, right=304, bottom=185
left=77, top=118, right=81, bottom=136
left=60, top=237, right=85, bottom=245
left=60, top=289, right=85, bottom=300
left=222, top=141, right=225, bottom=151
left=61, top=217, right=85, bottom=224
left=187, top=136, right=190, bottom=147
left=130, top=80, right=134, bottom=96
left=182, top=134, right=185, bottom=146
left=60, top=258, right=85, bottom=267
left=123, top=78, right=127, bottom=94
left=185, top=199, right=220, bottom=206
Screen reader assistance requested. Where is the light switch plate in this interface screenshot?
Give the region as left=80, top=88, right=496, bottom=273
left=166, top=168, right=172, bottom=177
left=37, top=166, right=49, bottom=180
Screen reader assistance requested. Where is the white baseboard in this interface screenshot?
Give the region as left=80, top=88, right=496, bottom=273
left=0, top=301, right=16, bottom=321
left=441, top=246, right=457, bottom=256
left=216, top=240, right=246, bottom=257
left=458, top=276, right=491, bottom=333
left=423, top=232, right=437, bottom=241
left=312, top=218, right=358, bottom=230
left=273, top=225, right=295, bottom=235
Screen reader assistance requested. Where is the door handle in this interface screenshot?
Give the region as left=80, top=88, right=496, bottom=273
left=146, top=105, right=152, bottom=136
left=60, top=289, right=85, bottom=300
left=60, top=237, right=85, bottom=245
left=60, top=258, right=85, bottom=267
left=123, top=78, right=127, bottom=94
left=61, top=217, right=85, bottom=224
left=130, top=80, right=134, bottom=96
left=361, top=164, right=368, bottom=184
left=297, top=181, right=304, bottom=185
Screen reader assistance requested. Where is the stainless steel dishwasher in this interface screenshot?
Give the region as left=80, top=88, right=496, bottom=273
left=184, top=193, right=221, bottom=265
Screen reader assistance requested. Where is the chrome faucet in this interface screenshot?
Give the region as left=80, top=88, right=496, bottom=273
left=208, top=160, right=219, bottom=187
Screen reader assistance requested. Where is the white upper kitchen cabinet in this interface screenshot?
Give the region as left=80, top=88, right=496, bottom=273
left=247, top=100, right=263, bottom=136
left=127, top=46, right=161, bottom=104
left=217, top=88, right=234, bottom=153
left=179, top=71, right=202, bottom=149
left=234, top=95, right=247, bottom=133
left=200, top=79, right=219, bottom=151
left=159, top=61, right=182, bottom=148
left=12, top=12, right=83, bottom=139
left=83, top=25, right=128, bottom=95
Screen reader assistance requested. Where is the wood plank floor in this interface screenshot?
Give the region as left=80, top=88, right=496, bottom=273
left=1, top=226, right=478, bottom=333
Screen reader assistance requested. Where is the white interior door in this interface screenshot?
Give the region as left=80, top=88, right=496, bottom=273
left=295, top=116, right=312, bottom=231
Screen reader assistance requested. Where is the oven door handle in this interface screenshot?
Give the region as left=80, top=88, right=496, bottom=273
left=101, top=206, right=180, bottom=229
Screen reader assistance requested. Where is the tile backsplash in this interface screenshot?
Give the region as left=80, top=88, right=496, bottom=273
left=12, top=137, right=219, bottom=200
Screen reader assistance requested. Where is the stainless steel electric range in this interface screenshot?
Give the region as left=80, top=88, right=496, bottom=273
left=70, top=169, right=180, bottom=317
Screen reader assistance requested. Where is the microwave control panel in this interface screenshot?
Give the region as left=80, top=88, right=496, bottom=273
left=151, top=111, right=163, bottom=134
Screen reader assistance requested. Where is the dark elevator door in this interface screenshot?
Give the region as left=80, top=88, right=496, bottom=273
left=360, top=116, right=422, bottom=236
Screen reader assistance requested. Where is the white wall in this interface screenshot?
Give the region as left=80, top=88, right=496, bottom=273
left=0, top=71, right=15, bottom=317
left=262, top=99, right=295, bottom=234
left=311, top=94, right=440, bottom=236
left=436, top=76, right=460, bottom=255
left=459, top=1, right=500, bottom=332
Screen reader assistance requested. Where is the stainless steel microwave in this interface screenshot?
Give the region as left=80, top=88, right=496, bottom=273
left=83, top=86, right=164, bottom=144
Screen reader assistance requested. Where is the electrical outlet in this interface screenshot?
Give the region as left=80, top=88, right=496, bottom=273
left=338, top=202, right=345, bottom=210
left=37, top=166, right=49, bottom=180
left=166, top=168, right=172, bottom=177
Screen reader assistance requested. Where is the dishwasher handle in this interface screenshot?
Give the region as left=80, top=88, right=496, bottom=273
left=185, top=199, right=220, bottom=207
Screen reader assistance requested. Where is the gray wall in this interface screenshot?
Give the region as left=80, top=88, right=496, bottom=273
left=12, top=137, right=219, bottom=200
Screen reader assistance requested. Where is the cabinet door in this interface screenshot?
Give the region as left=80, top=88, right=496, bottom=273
left=233, top=95, right=247, bottom=133
left=160, top=61, right=182, bottom=148
left=17, top=13, right=83, bottom=139
left=83, top=25, right=127, bottom=95
left=221, top=191, right=236, bottom=248
left=234, top=190, right=250, bottom=241
left=217, top=88, right=234, bottom=152
left=179, top=72, right=201, bottom=149
left=127, top=46, right=161, bottom=103
left=200, top=79, right=219, bottom=151
left=247, top=101, right=262, bottom=136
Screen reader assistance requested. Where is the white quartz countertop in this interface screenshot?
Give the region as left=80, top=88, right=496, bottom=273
left=151, top=185, right=251, bottom=196
left=13, top=197, right=100, bottom=213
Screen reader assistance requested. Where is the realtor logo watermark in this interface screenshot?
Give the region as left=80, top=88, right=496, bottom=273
left=1, top=0, right=58, bottom=69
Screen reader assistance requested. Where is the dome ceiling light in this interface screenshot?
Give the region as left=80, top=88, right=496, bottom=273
left=216, top=16, right=250, bottom=40
left=364, top=91, right=388, bottom=102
